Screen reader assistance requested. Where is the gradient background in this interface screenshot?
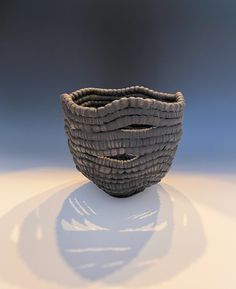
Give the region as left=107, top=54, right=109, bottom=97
left=1, top=0, right=236, bottom=172
left=1, top=2, right=236, bottom=289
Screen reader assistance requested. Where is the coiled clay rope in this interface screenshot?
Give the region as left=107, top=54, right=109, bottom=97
left=61, top=86, right=185, bottom=197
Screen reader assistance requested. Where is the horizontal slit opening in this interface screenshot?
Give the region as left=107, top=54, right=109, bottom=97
left=105, top=154, right=137, bottom=161
left=120, top=124, right=156, bottom=131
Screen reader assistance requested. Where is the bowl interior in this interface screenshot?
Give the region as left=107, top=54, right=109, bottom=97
left=72, top=87, right=178, bottom=108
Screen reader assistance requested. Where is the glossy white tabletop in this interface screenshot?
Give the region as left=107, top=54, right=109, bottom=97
left=0, top=167, right=236, bottom=289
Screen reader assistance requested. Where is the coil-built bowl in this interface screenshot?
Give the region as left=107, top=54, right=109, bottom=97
left=61, top=86, right=185, bottom=197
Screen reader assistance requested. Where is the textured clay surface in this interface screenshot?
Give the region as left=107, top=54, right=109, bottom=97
left=61, top=86, right=185, bottom=197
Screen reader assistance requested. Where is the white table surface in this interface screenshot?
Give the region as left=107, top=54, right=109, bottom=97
left=0, top=167, right=236, bottom=289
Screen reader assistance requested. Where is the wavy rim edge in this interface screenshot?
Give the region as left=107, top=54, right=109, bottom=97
left=61, top=85, right=185, bottom=117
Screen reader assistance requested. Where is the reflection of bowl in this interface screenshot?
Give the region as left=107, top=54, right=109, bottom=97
left=61, top=86, right=185, bottom=197
left=56, top=182, right=162, bottom=281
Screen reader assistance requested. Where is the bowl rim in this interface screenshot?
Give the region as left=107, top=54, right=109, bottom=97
left=61, top=85, right=185, bottom=117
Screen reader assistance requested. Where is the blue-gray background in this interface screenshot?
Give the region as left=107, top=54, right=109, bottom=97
left=0, top=0, right=236, bottom=172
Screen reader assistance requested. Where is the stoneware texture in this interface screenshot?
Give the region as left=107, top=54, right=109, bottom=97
left=61, top=86, right=185, bottom=197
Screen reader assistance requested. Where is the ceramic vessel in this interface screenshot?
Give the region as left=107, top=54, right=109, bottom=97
left=61, top=86, right=185, bottom=197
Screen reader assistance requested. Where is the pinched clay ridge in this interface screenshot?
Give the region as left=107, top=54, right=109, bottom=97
left=61, top=86, right=185, bottom=197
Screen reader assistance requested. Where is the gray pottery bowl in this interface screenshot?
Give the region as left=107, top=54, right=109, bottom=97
left=61, top=86, right=185, bottom=197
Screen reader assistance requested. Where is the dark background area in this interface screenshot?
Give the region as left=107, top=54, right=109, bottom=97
left=0, top=0, right=236, bottom=171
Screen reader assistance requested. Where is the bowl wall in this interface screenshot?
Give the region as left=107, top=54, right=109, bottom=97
left=61, top=86, right=185, bottom=197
